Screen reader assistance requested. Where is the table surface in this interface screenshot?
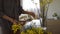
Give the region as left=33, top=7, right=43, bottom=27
left=46, top=20, right=60, bottom=34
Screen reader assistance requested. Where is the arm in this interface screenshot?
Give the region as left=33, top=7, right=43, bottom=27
left=0, top=12, right=17, bottom=24
left=2, top=15, right=15, bottom=23
left=19, top=6, right=35, bottom=17
left=0, top=13, right=16, bottom=24
left=22, top=11, right=35, bottom=17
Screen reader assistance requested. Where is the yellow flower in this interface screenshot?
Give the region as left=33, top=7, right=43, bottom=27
left=12, top=23, right=52, bottom=34
left=21, top=27, right=52, bottom=34
left=12, top=23, right=22, bottom=34
left=21, top=31, right=25, bottom=34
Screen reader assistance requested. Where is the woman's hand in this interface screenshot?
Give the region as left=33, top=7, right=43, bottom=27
left=13, top=20, right=18, bottom=25
left=29, top=12, right=35, bottom=17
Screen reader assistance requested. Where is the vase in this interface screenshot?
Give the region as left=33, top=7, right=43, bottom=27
left=53, top=17, right=58, bottom=20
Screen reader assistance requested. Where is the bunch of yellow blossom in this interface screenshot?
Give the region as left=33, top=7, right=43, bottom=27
left=12, top=23, right=52, bottom=34
left=21, top=27, right=52, bottom=34
left=12, top=23, right=22, bottom=34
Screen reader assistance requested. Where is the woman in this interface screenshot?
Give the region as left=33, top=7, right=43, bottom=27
left=0, top=0, right=35, bottom=34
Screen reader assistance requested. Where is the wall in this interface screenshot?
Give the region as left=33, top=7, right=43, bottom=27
left=47, top=0, right=60, bottom=19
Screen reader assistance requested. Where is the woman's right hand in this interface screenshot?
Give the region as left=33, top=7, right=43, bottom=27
left=12, top=19, right=18, bottom=25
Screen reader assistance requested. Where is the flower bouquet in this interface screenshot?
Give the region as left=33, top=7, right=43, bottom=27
left=12, top=23, right=52, bottom=34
